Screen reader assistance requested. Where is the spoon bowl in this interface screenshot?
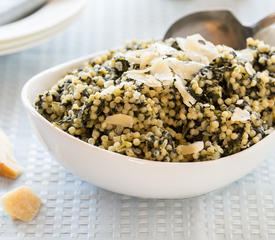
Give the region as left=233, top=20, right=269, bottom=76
left=164, top=10, right=275, bottom=49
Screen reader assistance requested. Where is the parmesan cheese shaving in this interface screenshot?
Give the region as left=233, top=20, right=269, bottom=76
left=0, top=130, right=23, bottom=179
left=166, top=58, right=204, bottom=80
left=100, top=85, right=117, bottom=95
left=236, top=99, right=244, bottom=105
left=1, top=186, right=41, bottom=222
left=100, top=85, right=116, bottom=95
left=151, top=58, right=173, bottom=84
left=231, top=107, right=250, bottom=122
left=105, top=114, right=134, bottom=128
left=174, top=75, right=196, bottom=107
left=236, top=49, right=254, bottom=62
left=150, top=42, right=178, bottom=56
left=126, top=70, right=162, bottom=87
left=104, top=80, right=114, bottom=88
left=245, top=62, right=256, bottom=75
left=185, top=51, right=210, bottom=65
left=176, top=34, right=219, bottom=63
left=124, top=49, right=158, bottom=69
left=176, top=141, right=204, bottom=155
left=123, top=42, right=177, bottom=69
left=140, top=51, right=158, bottom=69
left=175, top=37, right=185, bottom=50
left=123, top=49, right=143, bottom=64
left=124, top=54, right=141, bottom=65
left=101, top=82, right=126, bottom=95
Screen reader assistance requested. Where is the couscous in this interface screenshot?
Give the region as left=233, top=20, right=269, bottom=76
left=35, top=34, right=275, bottom=162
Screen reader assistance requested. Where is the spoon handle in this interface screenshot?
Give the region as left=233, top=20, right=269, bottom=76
left=252, top=12, right=275, bottom=34
left=252, top=12, right=275, bottom=46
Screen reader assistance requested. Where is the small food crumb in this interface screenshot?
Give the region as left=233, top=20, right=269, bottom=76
left=1, top=186, right=41, bottom=222
left=104, top=114, right=134, bottom=128
left=231, top=107, right=250, bottom=122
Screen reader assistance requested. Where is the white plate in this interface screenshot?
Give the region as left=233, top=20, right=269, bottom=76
left=0, top=10, right=81, bottom=55
left=21, top=52, right=275, bottom=199
left=0, top=0, right=48, bottom=26
left=0, top=0, right=87, bottom=55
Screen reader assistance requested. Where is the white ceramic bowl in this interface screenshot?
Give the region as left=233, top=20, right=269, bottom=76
left=21, top=53, right=275, bottom=199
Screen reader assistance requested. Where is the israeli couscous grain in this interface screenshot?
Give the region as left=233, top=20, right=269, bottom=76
left=35, top=34, right=275, bottom=162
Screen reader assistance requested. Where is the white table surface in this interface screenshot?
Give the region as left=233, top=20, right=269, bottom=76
left=0, top=0, right=275, bottom=239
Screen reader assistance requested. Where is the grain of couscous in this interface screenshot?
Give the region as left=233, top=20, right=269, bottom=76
left=35, top=34, right=275, bottom=162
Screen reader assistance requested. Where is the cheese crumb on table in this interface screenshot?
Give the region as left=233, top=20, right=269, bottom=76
left=0, top=130, right=23, bottom=179
left=1, top=186, right=41, bottom=222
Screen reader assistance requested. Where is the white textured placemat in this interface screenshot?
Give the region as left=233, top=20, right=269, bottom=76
left=0, top=0, right=275, bottom=239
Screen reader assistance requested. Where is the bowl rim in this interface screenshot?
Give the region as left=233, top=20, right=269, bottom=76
left=21, top=52, right=275, bottom=167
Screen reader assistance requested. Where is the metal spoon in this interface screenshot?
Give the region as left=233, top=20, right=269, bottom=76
left=164, top=10, right=275, bottom=49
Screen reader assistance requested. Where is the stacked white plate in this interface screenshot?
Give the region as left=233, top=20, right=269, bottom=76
left=0, top=0, right=87, bottom=55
